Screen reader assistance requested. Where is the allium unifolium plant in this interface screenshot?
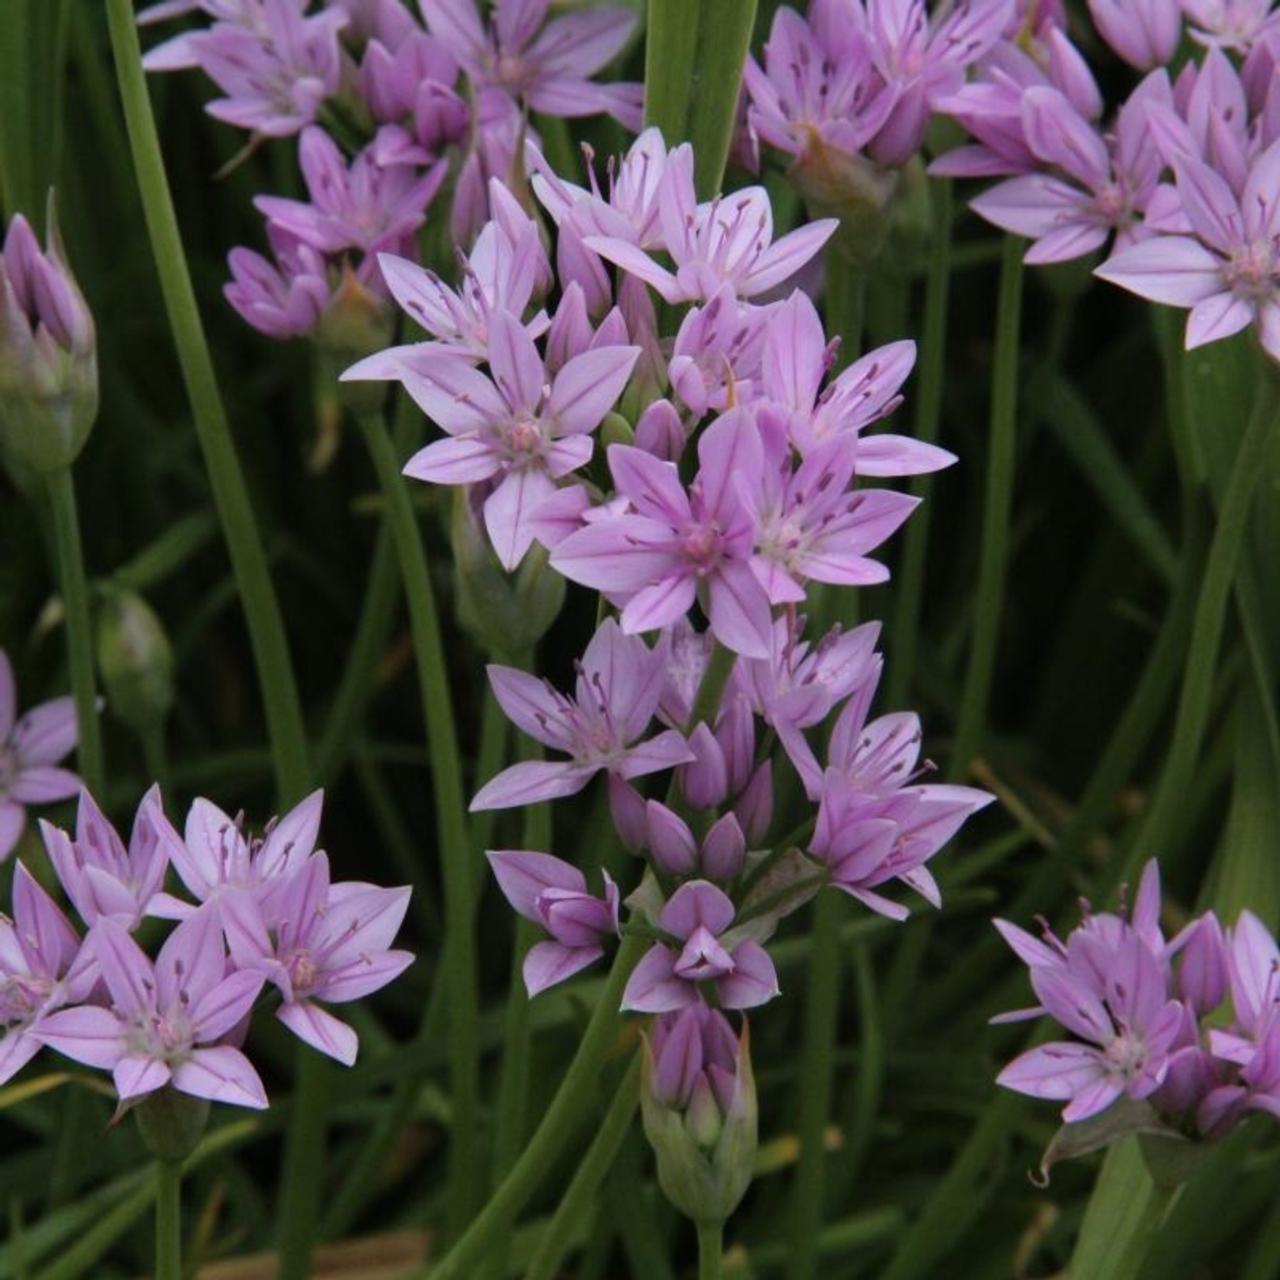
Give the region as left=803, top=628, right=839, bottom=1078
left=5, top=0, right=1280, bottom=1275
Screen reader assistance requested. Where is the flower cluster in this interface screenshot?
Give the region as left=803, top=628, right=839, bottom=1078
left=341, top=127, right=996, bottom=1077
left=742, top=0, right=1012, bottom=214
left=935, top=0, right=1280, bottom=359
left=0, top=787, right=412, bottom=1109
left=995, top=861, right=1280, bottom=1146
left=140, top=0, right=641, bottom=341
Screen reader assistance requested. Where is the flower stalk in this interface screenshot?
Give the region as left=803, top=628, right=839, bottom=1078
left=354, top=408, right=477, bottom=1237
left=103, top=0, right=310, bottom=806
left=417, top=933, right=646, bottom=1280
left=950, top=234, right=1023, bottom=782
left=46, top=466, right=102, bottom=795
left=154, top=1159, right=182, bottom=1280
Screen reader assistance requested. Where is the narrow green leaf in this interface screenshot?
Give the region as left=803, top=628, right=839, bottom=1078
left=644, top=0, right=758, bottom=198
left=1068, top=1140, right=1178, bottom=1280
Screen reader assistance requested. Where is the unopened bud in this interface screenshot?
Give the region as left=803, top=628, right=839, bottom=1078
left=734, top=761, right=774, bottom=845
left=642, top=1010, right=758, bottom=1226
left=600, top=411, right=635, bottom=450
left=0, top=196, right=98, bottom=473
left=96, top=588, right=174, bottom=737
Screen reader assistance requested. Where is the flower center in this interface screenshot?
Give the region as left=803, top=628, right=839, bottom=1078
left=0, top=746, right=15, bottom=794
left=495, top=53, right=527, bottom=89
left=1104, top=1030, right=1146, bottom=1078
left=0, top=973, right=50, bottom=1025
left=506, top=417, right=546, bottom=461
left=1094, top=183, right=1127, bottom=222
left=1226, top=240, right=1278, bottom=298
left=288, top=951, right=319, bottom=995
left=681, top=524, right=722, bottom=573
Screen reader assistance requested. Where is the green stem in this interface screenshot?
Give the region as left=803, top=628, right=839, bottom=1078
left=46, top=468, right=103, bottom=795
left=826, top=233, right=870, bottom=371
left=154, top=1160, right=181, bottom=1280
left=416, top=934, right=646, bottom=1280
left=688, top=643, right=737, bottom=733
left=469, top=686, right=511, bottom=861
left=698, top=1220, right=724, bottom=1280
left=316, top=521, right=400, bottom=785
left=888, top=181, right=950, bottom=708
left=950, top=235, right=1023, bottom=782
left=523, top=1054, right=641, bottom=1280
left=354, top=410, right=476, bottom=1239
left=1119, top=362, right=1280, bottom=884
left=104, top=0, right=310, bottom=804
left=276, top=1050, right=329, bottom=1280
left=788, top=891, right=843, bottom=1280
left=482, top=736, right=548, bottom=1280
left=317, top=392, right=418, bottom=785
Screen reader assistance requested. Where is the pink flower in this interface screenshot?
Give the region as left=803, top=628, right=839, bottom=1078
left=224, top=225, right=332, bottom=340
left=471, top=619, right=693, bottom=810
left=222, top=851, right=413, bottom=1066
left=552, top=412, right=775, bottom=658
left=145, top=0, right=347, bottom=137
left=41, top=788, right=173, bottom=930
left=0, top=862, right=95, bottom=1085
left=760, top=291, right=951, bottom=473
left=256, top=127, right=447, bottom=260
left=995, top=916, right=1183, bottom=1122
left=37, top=909, right=268, bottom=1108
left=622, top=881, right=780, bottom=1013
left=1096, top=140, right=1280, bottom=359
left=391, top=310, right=639, bottom=569
left=748, top=410, right=919, bottom=604
left=744, top=3, right=900, bottom=170
left=861, top=0, right=1013, bottom=166
left=149, top=790, right=325, bottom=919
left=0, top=649, right=80, bottom=861
left=342, top=193, right=551, bottom=372
left=487, top=850, right=619, bottom=995
left=585, top=160, right=838, bottom=305
left=970, top=82, right=1165, bottom=263
left=420, top=0, right=641, bottom=125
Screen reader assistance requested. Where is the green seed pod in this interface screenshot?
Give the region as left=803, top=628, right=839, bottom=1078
left=134, top=1086, right=211, bottom=1163
left=96, top=588, right=174, bottom=737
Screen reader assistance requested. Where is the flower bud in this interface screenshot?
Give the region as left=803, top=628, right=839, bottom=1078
left=600, top=411, right=635, bottom=450
left=734, top=760, right=773, bottom=845
left=701, top=813, right=746, bottom=882
left=452, top=487, right=565, bottom=655
left=96, top=588, right=174, bottom=738
left=679, top=722, right=729, bottom=811
left=315, top=264, right=395, bottom=416
left=790, top=148, right=898, bottom=269
left=642, top=1008, right=758, bottom=1225
left=634, top=398, right=685, bottom=461
left=0, top=197, right=98, bottom=474
left=646, top=800, right=699, bottom=876
left=715, top=695, right=755, bottom=798
left=608, top=775, right=649, bottom=853
left=1177, top=913, right=1228, bottom=1016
